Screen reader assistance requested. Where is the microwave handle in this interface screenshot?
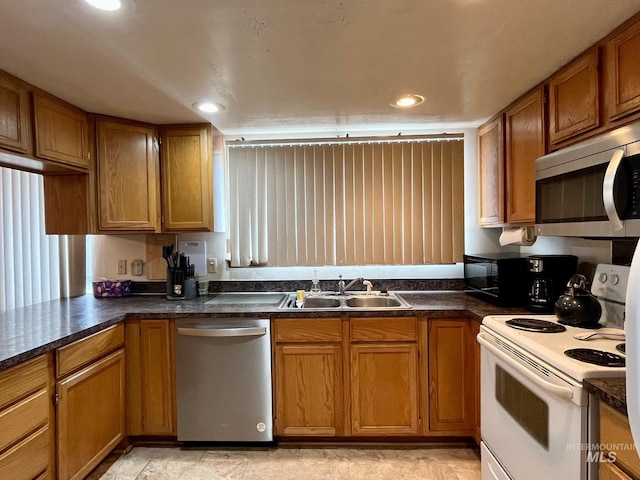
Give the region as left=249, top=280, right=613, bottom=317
left=603, top=149, right=625, bottom=231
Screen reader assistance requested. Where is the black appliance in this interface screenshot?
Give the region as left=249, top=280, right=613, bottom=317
left=526, top=254, right=578, bottom=312
left=463, top=253, right=529, bottom=307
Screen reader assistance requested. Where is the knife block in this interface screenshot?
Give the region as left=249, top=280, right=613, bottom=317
left=166, top=268, right=197, bottom=300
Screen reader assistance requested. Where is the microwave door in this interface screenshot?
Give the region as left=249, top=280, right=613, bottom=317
left=602, top=149, right=626, bottom=232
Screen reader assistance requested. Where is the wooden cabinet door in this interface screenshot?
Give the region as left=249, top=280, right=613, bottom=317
left=428, top=319, right=475, bottom=434
left=0, top=72, right=31, bottom=154
left=606, top=17, right=640, bottom=121
left=478, top=115, right=504, bottom=226
left=97, top=119, right=159, bottom=231
left=125, top=319, right=176, bottom=436
left=470, top=321, right=481, bottom=444
left=351, top=343, right=418, bottom=436
left=57, top=349, right=125, bottom=480
left=160, top=125, right=213, bottom=231
left=505, top=87, right=546, bottom=224
left=33, top=92, right=88, bottom=168
left=274, top=344, right=344, bottom=436
left=548, top=49, right=600, bottom=145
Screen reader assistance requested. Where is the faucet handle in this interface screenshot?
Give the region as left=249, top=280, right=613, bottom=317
left=363, top=280, right=373, bottom=295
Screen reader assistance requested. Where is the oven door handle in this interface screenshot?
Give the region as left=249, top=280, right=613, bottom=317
left=603, top=149, right=626, bottom=232
left=477, top=333, right=574, bottom=400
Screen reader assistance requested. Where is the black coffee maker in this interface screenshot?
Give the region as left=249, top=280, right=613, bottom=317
left=526, top=254, right=578, bottom=312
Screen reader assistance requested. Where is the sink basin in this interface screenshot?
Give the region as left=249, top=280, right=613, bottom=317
left=302, top=297, right=341, bottom=309
left=345, top=296, right=404, bottom=308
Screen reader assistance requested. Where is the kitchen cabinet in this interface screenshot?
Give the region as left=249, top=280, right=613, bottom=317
left=125, top=319, right=176, bottom=436
left=0, top=354, right=54, bottom=480
left=350, top=317, right=419, bottom=436
left=471, top=320, right=481, bottom=444
left=0, top=70, right=31, bottom=155
left=274, top=318, right=345, bottom=436
left=548, top=49, right=600, bottom=146
left=505, top=86, right=546, bottom=225
left=477, top=114, right=505, bottom=226
left=159, top=124, right=215, bottom=231
left=56, top=324, right=125, bottom=480
left=96, top=118, right=160, bottom=232
left=606, top=16, right=640, bottom=122
left=274, top=315, right=428, bottom=438
left=428, top=319, right=475, bottom=435
left=599, top=402, right=640, bottom=480
left=33, top=91, right=89, bottom=169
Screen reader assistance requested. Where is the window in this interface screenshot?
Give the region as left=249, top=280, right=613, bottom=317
left=228, top=136, right=464, bottom=267
left=0, top=166, right=61, bottom=311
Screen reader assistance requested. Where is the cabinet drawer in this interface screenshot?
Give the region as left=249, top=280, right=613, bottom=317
left=0, top=426, right=50, bottom=480
left=57, top=324, right=124, bottom=378
left=274, top=319, right=342, bottom=342
left=0, top=355, right=49, bottom=410
left=600, top=402, right=640, bottom=478
left=350, top=317, right=417, bottom=342
left=0, top=389, right=48, bottom=453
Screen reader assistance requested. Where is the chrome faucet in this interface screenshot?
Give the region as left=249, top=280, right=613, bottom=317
left=338, top=275, right=363, bottom=294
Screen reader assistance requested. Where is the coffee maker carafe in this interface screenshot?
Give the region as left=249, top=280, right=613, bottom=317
left=527, top=254, right=578, bottom=312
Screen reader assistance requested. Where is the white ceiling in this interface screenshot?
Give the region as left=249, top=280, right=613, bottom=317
left=0, top=0, right=638, bottom=138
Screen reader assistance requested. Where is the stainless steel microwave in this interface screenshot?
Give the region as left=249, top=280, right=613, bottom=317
left=535, top=121, right=640, bottom=238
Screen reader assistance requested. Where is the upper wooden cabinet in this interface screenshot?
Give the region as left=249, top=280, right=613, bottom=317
left=96, top=118, right=160, bottom=232
left=0, top=71, right=31, bottom=155
left=33, top=92, right=89, bottom=169
left=505, top=87, right=546, bottom=225
left=159, top=124, right=214, bottom=231
left=606, top=16, right=640, bottom=121
left=478, top=115, right=505, bottom=226
left=548, top=49, right=600, bottom=145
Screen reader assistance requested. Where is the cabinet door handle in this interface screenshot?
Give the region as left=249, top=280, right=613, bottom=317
left=177, top=326, right=267, bottom=338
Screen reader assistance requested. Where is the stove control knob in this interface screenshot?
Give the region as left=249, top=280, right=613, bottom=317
left=611, top=274, right=620, bottom=285
left=598, top=272, right=608, bottom=284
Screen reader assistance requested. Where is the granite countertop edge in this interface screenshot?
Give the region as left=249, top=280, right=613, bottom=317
left=584, top=377, right=629, bottom=417
left=0, top=291, right=525, bottom=371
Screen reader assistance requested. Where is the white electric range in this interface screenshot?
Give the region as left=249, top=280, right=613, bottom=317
left=478, top=264, right=629, bottom=480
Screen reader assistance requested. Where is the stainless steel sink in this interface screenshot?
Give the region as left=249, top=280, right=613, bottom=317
left=206, top=292, right=288, bottom=306
left=302, top=297, right=341, bottom=309
left=345, top=296, right=404, bottom=308
left=281, top=292, right=411, bottom=310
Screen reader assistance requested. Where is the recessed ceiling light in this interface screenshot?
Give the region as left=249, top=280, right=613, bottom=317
left=390, top=94, right=425, bottom=108
left=85, top=0, right=122, bottom=11
left=192, top=101, right=224, bottom=113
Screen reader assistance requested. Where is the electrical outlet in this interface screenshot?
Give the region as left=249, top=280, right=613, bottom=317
left=117, top=259, right=127, bottom=275
left=131, top=259, right=143, bottom=276
left=207, top=258, right=218, bottom=273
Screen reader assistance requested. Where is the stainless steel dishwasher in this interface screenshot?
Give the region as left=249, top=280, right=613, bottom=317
left=175, top=317, right=273, bottom=442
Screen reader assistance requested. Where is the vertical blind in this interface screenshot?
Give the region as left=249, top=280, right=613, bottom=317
left=228, top=137, right=464, bottom=267
left=0, top=166, right=60, bottom=311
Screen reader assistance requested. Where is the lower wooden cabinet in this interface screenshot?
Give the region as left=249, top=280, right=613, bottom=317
left=55, top=324, right=125, bottom=480
left=428, top=319, right=476, bottom=435
left=274, top=316, right=423, bottom=438
left=600, top=402, right=640, bottom=480
left=274, top=318, right=344, bottom=436
left=0, top=354, right=54, bottom=480
left=125, top=319, right=176, bottom=436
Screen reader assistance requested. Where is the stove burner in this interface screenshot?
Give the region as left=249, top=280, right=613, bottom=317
left=616, top=343, right=626, bottom=354
left=505, top=318, right=567, bottom=333
left=564, top=348, right=626, bottom=367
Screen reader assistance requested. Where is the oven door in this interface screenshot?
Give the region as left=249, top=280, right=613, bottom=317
left=478, top=329, right=590, bottom=480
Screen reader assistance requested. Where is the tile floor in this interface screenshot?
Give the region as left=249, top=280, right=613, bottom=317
left=94, top=446, right=481, bottom=480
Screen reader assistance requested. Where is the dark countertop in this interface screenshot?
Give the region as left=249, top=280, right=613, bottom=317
left=0, top=291, right=526, bottom=371
left=584, top=377, right=628, bottom=416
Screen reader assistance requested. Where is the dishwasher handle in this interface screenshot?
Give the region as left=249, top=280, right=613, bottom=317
left=177, top=326, right=267, bottom=337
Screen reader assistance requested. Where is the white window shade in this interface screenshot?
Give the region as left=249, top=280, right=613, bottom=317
left=0, top=167, right=61, bottom=311
left=228, top=137, right=464, bottom=267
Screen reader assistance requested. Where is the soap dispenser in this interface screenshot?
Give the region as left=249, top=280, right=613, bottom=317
left=311, top=270, right=321, bottom=295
